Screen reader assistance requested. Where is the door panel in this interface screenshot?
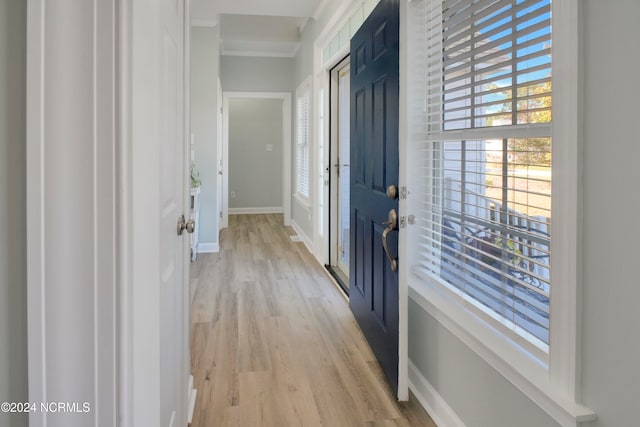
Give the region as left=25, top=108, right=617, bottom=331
left=159, top=0, right=187, bottom=425
left=349, top=0, right=400, bottom=396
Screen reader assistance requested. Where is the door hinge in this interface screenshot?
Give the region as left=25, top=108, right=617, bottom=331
left=400, top=186, right=408, bottom=200
left=400, top=216, right=407, bottom=229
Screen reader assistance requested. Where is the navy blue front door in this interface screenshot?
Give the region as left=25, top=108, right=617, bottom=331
left=349, top=0, right=400, bottom=395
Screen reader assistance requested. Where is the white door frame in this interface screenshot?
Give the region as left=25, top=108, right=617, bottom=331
left=221, top=92, right=292, bottom=228
left=217, top=77, right=224, bottom=232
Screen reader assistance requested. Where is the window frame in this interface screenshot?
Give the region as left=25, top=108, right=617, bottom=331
left=295, top=77, right=312, bottom=205
left=403, top=0, right=595, bottom=424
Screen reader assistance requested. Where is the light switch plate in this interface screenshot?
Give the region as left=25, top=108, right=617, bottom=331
left=266, top=144, right=273, bottom=152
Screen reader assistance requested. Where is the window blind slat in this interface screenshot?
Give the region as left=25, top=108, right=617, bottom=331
left=296, top=88, right=311, bottom=198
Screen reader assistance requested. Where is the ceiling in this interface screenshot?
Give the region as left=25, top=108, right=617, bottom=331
left=192, top=0, right=327, bottom=57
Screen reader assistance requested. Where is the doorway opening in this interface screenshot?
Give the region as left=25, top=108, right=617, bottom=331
left=326, top=56, right=351, bottom=294
left=220, top=92, right=292, bottom=229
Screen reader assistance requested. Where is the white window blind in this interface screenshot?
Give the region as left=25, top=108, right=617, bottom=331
left=415, top=0, right=552, bottom=350
left=296, top=87, right=311, bottom=199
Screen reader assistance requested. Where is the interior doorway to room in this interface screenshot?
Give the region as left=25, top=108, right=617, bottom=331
left=221, top=93, right=292, bottom=229
left=327, top=56, right=351, bottom=293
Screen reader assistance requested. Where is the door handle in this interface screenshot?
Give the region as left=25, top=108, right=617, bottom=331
left=382, top=209, right=398, bottom=272
left=178, top=215, right=196, bottom=235
left=177, top=215, right=187, bottom=236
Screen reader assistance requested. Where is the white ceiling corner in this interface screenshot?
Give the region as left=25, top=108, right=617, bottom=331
left=192, top=0, right=323, bottom=58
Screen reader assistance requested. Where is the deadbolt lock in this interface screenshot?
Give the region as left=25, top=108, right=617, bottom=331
left=386, top=184, right=398, bottom=200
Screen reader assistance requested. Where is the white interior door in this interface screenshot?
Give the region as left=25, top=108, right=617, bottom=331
left=159, top=0, right=189, bottom=425
left=217, top=77, right=225, bottom=230
left=123, top=0, right=191, bottom=425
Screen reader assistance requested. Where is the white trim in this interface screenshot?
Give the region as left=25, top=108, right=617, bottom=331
left=229, top=207, right=284, bottom=215
left=314, top=0, right=361, bottom=48
left=27, top=1, right=119, bottom=425
left=197, top=243, right=220, bottom=254
left=293, top=193, right=312, bottom=211
left=26, top=2, right=47, bottom=424
left=299, top=18, right=310, bottom=33
left=222, top=92, right=292, bottom=229
left=397, top=0, right=409, bottom=402
left=290, top=220, right=314, bottom=253
left=221, top=50, right=300, bottom=58
left=191, top=19, right=218, bottom=28
left=220, top=41, right=301, bottom=58
left=313, top=0, right=331, bottom=20
left=187, top=375, right=197, bottom=425
left=549, top=0, right=583, bottom=399
left=182, top=3, right=194, bottom=426
left=408, top=360, right=466, bottom=427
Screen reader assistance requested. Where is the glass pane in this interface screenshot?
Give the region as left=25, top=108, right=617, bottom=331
left=437, top=137, right=551, bottom=346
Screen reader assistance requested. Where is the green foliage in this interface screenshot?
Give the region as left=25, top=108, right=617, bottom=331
left=487, top=81, right=552, bottom=166
left=190, top=163, right=201, bottom=188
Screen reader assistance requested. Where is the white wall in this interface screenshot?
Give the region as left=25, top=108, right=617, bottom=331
left=228, top=98, right=284, bottom=211
left=580, top=1, right=640, bottom=425
left=220, top=56, right=294, bottom=93
left=0, top=1, right=28, bottom=426
left=190, top=26, right=220, bottom=247
left=407, top=1, right=640, bottom=426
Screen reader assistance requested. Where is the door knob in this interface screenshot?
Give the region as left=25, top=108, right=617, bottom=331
left=177, top=215, right=187, bottom=236
left=382, top=209, right=398, bottom=272
left=186, top=218, right=196, bottom=234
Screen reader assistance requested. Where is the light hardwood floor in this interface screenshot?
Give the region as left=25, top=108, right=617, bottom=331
left=190, top=214, right=436, bottom=426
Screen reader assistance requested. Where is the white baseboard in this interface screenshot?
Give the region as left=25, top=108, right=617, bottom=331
left=187, top=375, right=197, bottom=425
left=197, top=243, right=219, bottom=253
left=228, top=207, right=283, bottom=215
left=290, top=220, right=313, bottom=253
left=409, top=359, right=466, bottom=427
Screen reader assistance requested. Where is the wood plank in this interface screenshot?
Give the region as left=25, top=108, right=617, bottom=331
left=190, top=214, right=436, bottom=426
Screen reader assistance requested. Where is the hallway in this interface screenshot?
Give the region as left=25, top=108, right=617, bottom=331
left=189, top=214, right=435, bottom=426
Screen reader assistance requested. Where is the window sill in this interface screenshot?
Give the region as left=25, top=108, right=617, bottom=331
left=293, top=193, right=312, bottom=210
left=408, top=274, right=595, bottom=427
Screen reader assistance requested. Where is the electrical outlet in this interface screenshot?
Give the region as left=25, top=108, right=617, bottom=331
left=230, top=191, right=236, bottom=199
